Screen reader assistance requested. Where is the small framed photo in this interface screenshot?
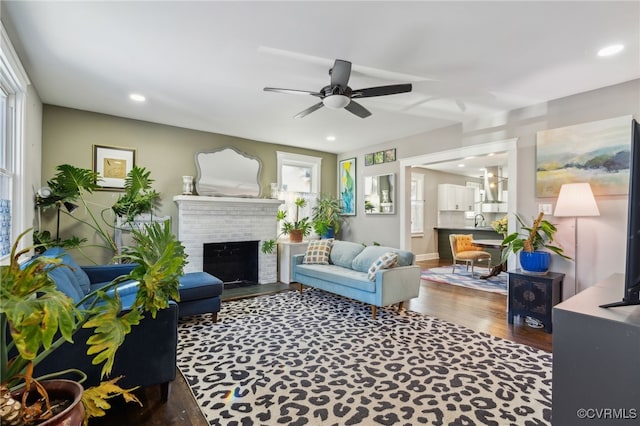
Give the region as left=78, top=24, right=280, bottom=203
left=384, top=148, right=396, bottom=162
left=93, top=144, right=136, bottom=190
left=364, top=153, right=374, bottom=166
left=374, top=151, right=385, bottom=164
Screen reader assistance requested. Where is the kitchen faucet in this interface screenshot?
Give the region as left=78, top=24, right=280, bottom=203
left=474, top=214, right=485, bottom=227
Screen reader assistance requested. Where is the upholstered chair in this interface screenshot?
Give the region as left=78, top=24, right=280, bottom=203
left=449, top=234, right=492, bottom=278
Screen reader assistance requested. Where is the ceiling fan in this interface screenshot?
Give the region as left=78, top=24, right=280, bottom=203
left=264, top=59, right=412, bottom=118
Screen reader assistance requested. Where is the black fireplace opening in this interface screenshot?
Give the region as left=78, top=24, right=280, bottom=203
left=203, top=241, right=259, bottom=289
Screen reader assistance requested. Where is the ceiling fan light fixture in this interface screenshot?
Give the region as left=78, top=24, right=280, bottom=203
left=323, top=94, right=350, bottom=109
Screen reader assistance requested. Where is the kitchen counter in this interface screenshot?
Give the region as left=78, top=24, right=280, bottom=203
left=435, top=227, right=502, bottom=263
left=434, top=226, right=496, bottom=231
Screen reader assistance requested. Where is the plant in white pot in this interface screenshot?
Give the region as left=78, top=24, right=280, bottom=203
left=0, top=221, right=184, bottom=425
left=501, top=212, right=571, bottom=274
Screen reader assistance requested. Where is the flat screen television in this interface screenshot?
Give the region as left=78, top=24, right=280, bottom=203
left=601, top=117, right=640, bottom=308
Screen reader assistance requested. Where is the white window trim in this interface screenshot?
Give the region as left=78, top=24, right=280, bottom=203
left=1, top=23, right=30, bottom=258
left=410, top=173, right=425, bottom=235
left=276, top=151, right=322, bottom=194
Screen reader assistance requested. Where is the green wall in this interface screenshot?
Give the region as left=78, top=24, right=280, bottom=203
left=41, top=105, right=337, bottom=263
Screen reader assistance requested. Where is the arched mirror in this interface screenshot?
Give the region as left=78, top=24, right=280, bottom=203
left=364, top=174, right=395, bottom=214
left=195, top=147, right=262, bottom=197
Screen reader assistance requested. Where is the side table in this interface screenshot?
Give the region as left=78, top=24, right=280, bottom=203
left=278, top=241, right=309, bottom=284
left=507, top=270, right=564, bottom=333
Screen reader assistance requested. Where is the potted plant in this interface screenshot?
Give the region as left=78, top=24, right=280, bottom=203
left=501, top=212, right=571, bottom=274
left=0, top=220, right=185, bottom=425
left=261, top=197, right=311, bottom=254
left=311, top=195, right=344, bottom=239
left=35, top=164, right=159, bottom=259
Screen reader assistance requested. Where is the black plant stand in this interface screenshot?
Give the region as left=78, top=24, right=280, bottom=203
left=507, top=270, right=564, bottom=333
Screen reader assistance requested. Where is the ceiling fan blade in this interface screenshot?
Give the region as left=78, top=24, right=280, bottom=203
left=264, top=87, right=322, bottom=97
left=330, top=59, right=351, bottom=88
left=344, top=100, right=371, bottom=118
left=352, top=83, right=412, bottom=98
left=294, top=102, right=324, bottom=118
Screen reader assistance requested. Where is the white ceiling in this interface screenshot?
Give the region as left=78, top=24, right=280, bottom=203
left=3, top=1, right=639, bottom=155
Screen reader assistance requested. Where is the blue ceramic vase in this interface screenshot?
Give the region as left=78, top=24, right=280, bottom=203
left=519, top=251, right=551, bottom=274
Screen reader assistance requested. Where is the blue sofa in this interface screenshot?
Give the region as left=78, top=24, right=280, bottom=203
left=31, top=247, right=223, bottom=400
left=292, top=240, right=421, bottom=318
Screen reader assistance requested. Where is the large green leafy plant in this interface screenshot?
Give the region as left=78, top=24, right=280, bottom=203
left=0, top=220, right=185, bottom=425
left=501, top=212, right=571, bottom=263
left=311, top=195, right=344, bottom=237
left=35, top=164, right=159, bottom=258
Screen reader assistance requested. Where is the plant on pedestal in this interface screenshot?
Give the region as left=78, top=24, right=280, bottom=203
left=0, top=221, right=184, bottom=425
left=501, top=212, right=571, bottom=274
left=261, top=197, right=311, bottom=254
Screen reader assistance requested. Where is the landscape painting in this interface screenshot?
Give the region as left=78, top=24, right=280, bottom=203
left=536, top=115, right=632, bottom=197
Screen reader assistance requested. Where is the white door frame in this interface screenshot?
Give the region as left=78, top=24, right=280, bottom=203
left=398, top=138, right=518, bottom=251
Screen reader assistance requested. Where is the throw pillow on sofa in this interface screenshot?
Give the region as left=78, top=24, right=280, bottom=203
left=303, top=239, right=334, bottom=264
left=367, top=252, right=398, bottom=281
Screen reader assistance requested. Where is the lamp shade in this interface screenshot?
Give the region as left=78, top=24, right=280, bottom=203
left=553, top=182, right=600, bottom=217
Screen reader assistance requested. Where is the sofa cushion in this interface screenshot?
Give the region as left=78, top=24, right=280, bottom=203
left=330, top=240, right=365, bottom=268
left=351, top=246, right=414, bottom=273
left=46, top=266, right=84, bottom=304
left=295, top=264, right=376, bottom=293
left=303, top=239, right=334, bottom=264
left=367, top=252, right=398, bottom=281
left=40, top=247, right=91, bottom=295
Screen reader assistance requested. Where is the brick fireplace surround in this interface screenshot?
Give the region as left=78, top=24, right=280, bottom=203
left=173, top=195, right=283, bottom=283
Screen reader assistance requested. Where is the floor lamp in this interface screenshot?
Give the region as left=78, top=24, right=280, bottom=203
left=553, top=183, right=600, bottom=295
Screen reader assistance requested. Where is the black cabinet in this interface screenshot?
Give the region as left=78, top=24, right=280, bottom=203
left=507, top=270, right=564, bottom=333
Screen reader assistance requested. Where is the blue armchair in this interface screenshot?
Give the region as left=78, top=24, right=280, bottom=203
left=30, top=247, right=178, bottom=400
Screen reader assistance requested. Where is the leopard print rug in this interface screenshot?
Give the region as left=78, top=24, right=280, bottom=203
left=177, top=289, right=552, bottom=426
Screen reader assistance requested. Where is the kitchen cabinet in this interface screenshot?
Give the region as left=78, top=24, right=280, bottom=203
left=438, top=184, right=474, bottom=211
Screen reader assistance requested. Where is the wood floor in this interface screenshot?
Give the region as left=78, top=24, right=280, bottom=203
left=90, top=260, right=552, bottom=425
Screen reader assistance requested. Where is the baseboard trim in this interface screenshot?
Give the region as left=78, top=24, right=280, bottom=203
left=415, top=253, right=439, bottom=261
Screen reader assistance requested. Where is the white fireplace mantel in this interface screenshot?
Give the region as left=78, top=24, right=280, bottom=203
left=174, top=195, right=283, bottom=283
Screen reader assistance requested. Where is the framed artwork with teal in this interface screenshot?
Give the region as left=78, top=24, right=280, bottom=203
left=339, top=158, right=356, bottom=215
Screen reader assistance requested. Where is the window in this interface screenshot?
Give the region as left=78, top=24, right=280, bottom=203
left=1, top=24, right=29, bottom=260
left=411, top=173, right=424, bottom=234
left=276, top=152, right=322, bottom=233
left=276, top=151, right=321, bottom=194
left=0, top=88, right=12, bottom=257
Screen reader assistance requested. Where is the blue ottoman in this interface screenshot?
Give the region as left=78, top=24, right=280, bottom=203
left=178, top=272, right=223, bottom=322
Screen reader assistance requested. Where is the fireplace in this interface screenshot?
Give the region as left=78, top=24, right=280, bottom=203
left=203, top=241, right=258, bottom=288
left=174, top=195, right=283, bottom=283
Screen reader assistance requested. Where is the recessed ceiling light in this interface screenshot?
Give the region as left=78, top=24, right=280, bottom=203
left=129, top=93, right=146, bottom=102
left=326, top=135, right=336, bottom=141
left=597, top=44, right=624, bottom=57
left=457, top=164, right=465, bottom=168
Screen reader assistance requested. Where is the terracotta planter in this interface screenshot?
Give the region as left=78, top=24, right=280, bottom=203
left=13, top=379, right=84, bottom=426
left=288, top=229, right=303, bottom=243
